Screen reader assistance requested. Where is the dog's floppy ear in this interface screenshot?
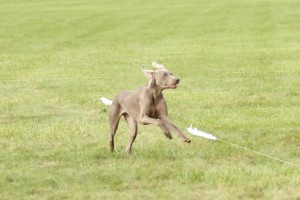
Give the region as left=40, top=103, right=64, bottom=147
left=141, top=65, right=155, bottom=79
left=152, top=62, right=166, bottom=70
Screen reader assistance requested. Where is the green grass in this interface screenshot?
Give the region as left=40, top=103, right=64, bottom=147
left=1, top=0, right=300, bottom=199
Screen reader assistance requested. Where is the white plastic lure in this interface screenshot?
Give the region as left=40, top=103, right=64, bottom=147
left=187, top=124, right=217, bottom=141
left=99, top=97, right=113, bottom=106
left=186, top=124, right=298, bottom=167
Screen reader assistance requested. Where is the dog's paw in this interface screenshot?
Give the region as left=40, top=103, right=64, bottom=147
left=184, top=138, right=191, bottom=143
left=164, top=132, right=173, bottom=139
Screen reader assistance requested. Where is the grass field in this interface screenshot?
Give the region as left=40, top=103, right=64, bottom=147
left=1, top=0, right=300, bottom=199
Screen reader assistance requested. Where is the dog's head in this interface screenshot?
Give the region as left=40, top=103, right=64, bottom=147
left=142, top=62, right=180, bottom=89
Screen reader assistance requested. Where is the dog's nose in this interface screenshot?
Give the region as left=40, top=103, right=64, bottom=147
left=176, top=79, right=180, bottom=84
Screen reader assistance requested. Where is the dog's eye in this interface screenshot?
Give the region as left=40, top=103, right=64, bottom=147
left=170, top=73, right=173, bottom=76
left=163, top=72, right=168, bottom=76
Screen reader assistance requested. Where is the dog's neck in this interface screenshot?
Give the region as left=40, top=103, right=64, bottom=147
left=147, top=77, right=163, bottom=96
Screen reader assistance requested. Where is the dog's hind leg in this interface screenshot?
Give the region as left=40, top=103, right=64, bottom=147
left=109, top=103, right=122, bottom=152
left=124, top=114, right=137, bottom=155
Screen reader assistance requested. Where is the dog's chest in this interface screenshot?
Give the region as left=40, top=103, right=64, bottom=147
left=147, top=94, right=161, bottom=117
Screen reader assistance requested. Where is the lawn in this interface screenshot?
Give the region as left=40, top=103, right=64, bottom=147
left=0, top=0, right=299, bottom=199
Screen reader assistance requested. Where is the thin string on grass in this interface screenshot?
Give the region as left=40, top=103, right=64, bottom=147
left=187, top=125, right=299, bottom=167
left=217, top=138, right=299, bottom=167
left=187, top=124, right=299, bottom=167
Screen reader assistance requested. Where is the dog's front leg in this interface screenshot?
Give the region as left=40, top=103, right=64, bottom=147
left=160, top=116, right=191, bottom=143
left=158, top=124, right=173, bottom=139
left=139, top=114, right=161, bottom=125
left=138, top=99, right=161, bottom=125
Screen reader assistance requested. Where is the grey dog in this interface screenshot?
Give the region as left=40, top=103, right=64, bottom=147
left=109, top=62, right=191, bottom=155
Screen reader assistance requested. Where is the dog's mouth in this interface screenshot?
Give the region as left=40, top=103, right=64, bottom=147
left=164, top=83, right=178, bottom=89
left=170, top=83, right=177, bottom=89
left=162, top=79, right=180, bottom=89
